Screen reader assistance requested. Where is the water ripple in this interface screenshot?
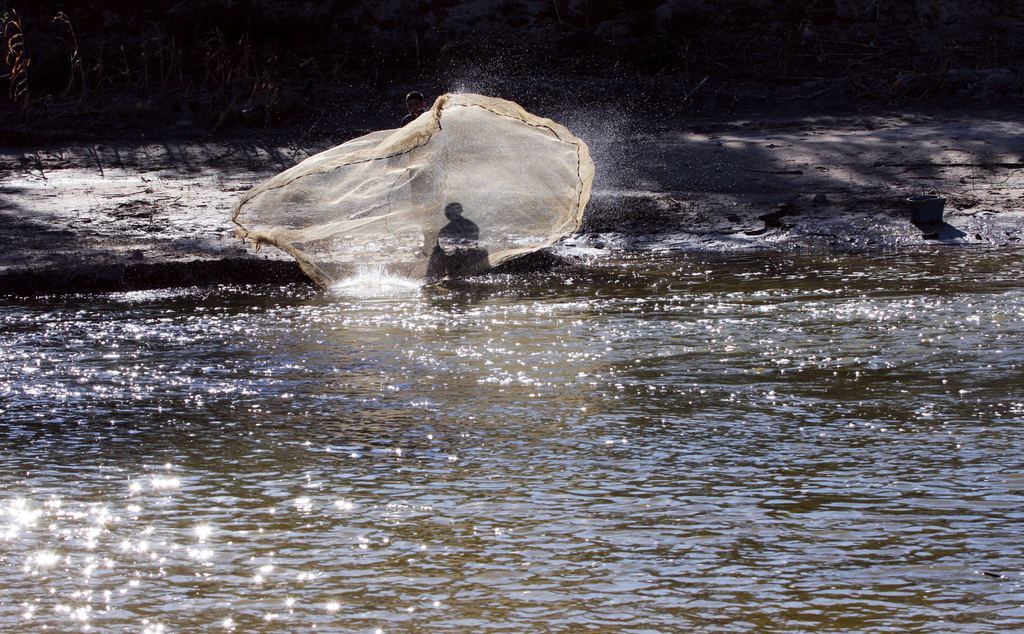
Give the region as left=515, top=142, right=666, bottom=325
left=2, top=250, right=1023, bottom=631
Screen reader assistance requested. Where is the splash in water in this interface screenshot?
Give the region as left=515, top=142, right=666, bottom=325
left=331, top=264, right=422, bottom=297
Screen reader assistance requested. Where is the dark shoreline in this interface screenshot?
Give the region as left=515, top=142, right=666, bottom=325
left=0, top=258, right=310, bottom=297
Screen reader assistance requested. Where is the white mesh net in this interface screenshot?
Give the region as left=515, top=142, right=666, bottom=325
left=230, top=93, right=594, bottom=287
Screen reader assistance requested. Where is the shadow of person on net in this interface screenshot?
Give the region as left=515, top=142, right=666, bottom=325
left=426, top=202, right=490, bottom=282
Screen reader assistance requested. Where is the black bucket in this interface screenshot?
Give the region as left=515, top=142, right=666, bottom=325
left=907, top=195, right=945, bottom=223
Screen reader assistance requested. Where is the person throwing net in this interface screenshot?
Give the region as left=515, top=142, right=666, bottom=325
left=230, top=93, right=594, bottom=288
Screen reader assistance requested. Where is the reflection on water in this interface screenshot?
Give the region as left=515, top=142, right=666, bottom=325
left=2, top=249, right=1024, bottom=632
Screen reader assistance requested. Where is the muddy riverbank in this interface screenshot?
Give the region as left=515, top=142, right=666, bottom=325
left=2, top=109, right=1022, bottom=295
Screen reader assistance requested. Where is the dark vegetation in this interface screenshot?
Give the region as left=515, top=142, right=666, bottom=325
left=1, top=1, right=1021, bottom=142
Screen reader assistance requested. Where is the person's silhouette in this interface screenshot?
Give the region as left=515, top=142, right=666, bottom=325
left=426, top=202, right=489, bottom=281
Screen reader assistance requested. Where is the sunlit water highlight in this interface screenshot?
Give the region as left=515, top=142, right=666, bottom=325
left=2, top=249, right=1024, bottom=632
left=331, top=265, right=422, bottom=298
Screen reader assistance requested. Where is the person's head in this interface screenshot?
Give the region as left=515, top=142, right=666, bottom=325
left=444, top=202, right=463, bottom=220
left=406, top=91, right=425, bottom=116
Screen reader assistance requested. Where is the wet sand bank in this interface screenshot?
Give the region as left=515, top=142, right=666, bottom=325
left=2, top=110, right=1022, bottom=295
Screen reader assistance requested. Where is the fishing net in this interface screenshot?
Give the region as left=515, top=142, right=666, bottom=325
left=230, top=93, right=594, bottom=287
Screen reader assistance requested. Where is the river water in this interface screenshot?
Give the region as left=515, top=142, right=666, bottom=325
left=2, top=249, right=1023, bottom=632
